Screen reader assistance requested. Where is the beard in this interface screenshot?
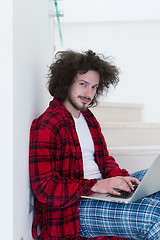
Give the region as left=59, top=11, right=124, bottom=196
left=68, top=95, right=91, bottom=111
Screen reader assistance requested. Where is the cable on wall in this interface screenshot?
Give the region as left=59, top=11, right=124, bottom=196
left=53, top=0, right=63, bottom=47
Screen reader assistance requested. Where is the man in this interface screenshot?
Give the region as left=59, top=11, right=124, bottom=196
left=29, top=50, right=160, bottom=240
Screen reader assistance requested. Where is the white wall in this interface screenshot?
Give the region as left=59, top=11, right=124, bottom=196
left=0, top=1, right=13, bottom=239
left=54, top=1, right=160, bottom=122
left=62, top=0, right=160, bottom=22
left=0, top=0, right=53, bottom=239
left=13, top=0, right=53, bottom=239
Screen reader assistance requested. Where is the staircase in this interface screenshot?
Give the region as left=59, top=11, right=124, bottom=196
left=90, top=102, right=160, bottom=173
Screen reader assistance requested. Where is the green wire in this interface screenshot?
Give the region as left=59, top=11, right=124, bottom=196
left=54, top=0, right=63, bottom=47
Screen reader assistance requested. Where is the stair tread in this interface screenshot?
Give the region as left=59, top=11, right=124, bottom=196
left=90, top=101, right=143, bottom=122
left=92, top=101, right=143, bottom=109
left=109, top=145, right=160, bottom=154
left=91, top=101, right=160, bottom=147
left=101, top=122, right=160, bottom=128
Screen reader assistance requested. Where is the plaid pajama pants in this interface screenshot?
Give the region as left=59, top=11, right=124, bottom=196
left=79, top=169, right=160, bottom=239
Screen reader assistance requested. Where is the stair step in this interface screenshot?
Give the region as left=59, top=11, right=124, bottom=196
left=91, top=102, right=143, bottom=122
left=108, top=145, right=160, bottom=172
left=91, top=101, right=160, bottom=172
left=109, top=145, right=160, bottom=155
left=101, top=122, right=160, bottom=147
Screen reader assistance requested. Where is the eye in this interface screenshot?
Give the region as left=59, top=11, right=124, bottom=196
left=92, top=85, right=98, bottom=90
left=80, top=83, right=86, bottom=87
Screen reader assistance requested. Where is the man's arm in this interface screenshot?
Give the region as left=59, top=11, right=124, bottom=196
left=29, top=121, right=97, bottom=208
left=88, top=114, right=140, bottom=194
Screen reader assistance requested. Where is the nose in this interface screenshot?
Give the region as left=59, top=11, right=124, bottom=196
left=84, top=87, right=94, bottom=100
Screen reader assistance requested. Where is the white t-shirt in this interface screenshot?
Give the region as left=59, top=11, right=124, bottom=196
left=73, top=113, right=102, bottom=179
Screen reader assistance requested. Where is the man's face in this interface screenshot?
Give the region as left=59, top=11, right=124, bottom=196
left=66, top=70, right=100, bottom=114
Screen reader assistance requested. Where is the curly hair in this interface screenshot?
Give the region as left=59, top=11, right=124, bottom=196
left=47, top=50, right=119, bottom=107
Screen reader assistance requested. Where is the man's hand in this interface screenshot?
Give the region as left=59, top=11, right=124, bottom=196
left=91, top=176, right=140, bottom=196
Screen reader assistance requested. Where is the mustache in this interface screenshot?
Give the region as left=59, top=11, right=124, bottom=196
left=78, top=96, right=91, bottom=101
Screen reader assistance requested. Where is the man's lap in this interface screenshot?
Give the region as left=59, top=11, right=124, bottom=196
left=79, top=169, right=160, bottom=239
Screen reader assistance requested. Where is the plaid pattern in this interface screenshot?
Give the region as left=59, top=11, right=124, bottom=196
left=79, top=170, right=160, bottom=240
left=29, top=98, right=129, bottom=240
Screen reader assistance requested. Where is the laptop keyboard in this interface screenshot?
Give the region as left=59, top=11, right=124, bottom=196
left=109, top=185, right=138, bottom=199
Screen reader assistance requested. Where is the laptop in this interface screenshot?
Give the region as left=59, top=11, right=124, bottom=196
left=82, top=154, right=160, bottom=203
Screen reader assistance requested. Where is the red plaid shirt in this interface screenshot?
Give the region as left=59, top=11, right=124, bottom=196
left=29, top=98, right=129, bottom=240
